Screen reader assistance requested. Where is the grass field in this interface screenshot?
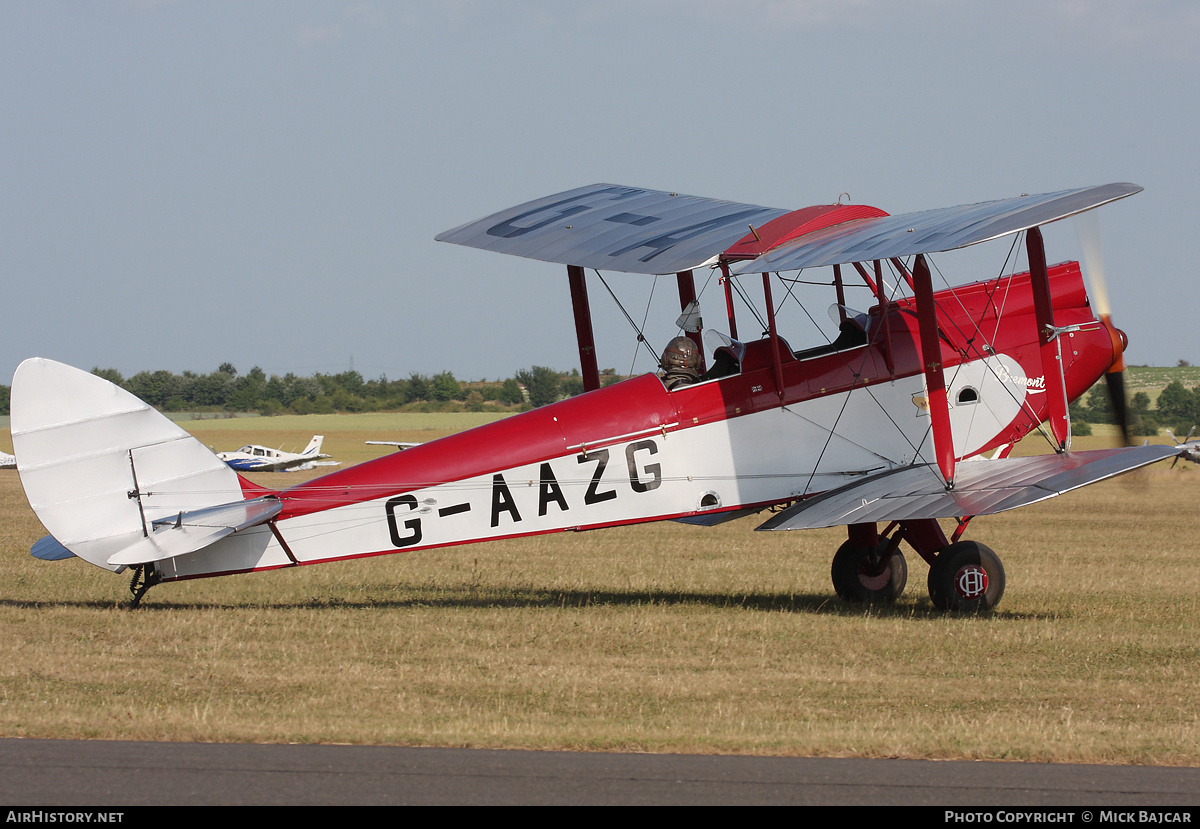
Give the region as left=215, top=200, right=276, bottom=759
left=1126, top=365, right=1200, bottom=392
left=1, top=415, right=1198, bottom=764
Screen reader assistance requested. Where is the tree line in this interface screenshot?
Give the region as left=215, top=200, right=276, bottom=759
left=0, top=364, right=622, bottom=417
left=3, top=367, right=1198, bottom=432
left=1070, top=380, right=1200, bottom=437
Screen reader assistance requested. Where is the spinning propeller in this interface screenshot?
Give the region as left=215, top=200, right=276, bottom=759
left=1075, top=212, right=1132, bottom=444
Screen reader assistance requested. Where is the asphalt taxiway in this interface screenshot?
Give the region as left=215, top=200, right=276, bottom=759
left=1, top=738, right=1198, bottom=806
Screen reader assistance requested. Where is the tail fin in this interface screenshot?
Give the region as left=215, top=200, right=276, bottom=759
left=11, top=359, right=269, bottom=571
left=302, top=435, right=324, bottom=457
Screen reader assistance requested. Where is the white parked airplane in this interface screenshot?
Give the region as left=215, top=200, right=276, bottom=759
left=0, top=449, right=15, bottom=469
left=216, top=435, right=337, bottom=473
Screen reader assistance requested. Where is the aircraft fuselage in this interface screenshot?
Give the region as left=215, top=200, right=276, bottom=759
left=154, top=262, right=1114, bottom=582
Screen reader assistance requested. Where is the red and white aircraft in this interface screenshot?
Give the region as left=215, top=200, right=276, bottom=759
left=10, top=183, right=1182, bottom=607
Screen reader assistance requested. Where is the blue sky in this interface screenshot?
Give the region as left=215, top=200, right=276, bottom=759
left=2, top=1, right=1197, bottom=384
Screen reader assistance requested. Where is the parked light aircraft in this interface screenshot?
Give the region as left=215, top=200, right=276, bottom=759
left=0, top=449, right=14, bottom=470
left=216, top=435, right=337, bottom=473
left=10, top=182, right=1187, bottom=608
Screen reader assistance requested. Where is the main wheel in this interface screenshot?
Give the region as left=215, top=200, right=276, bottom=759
left=927, top=540, right=1005, bottom=611
left=831, top=540, right=907, bottom=603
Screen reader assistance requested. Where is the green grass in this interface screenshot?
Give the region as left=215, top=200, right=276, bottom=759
left=1126, top=365, right=1200, bottom=392
left=1119, top=365, right=1200, bottom=409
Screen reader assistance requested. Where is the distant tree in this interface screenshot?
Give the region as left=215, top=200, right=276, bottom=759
left=332, top=370, right=364, bottom=396
left=126, top=370, right=182, bottom=409
left=497, top=378, right=524, bottom=405
left=227, top=366, right=267, bottom=411
left=188, top=369, right=234, bottom=407
left=430, top=371, right=461, bottom=402
left=0, top=384, right=8, bottom=416
left=1157, top=381, right=1195, bottom=425
left=561, top=374, right=584, bottom=398
left=405, top=373, right=431, bottom=403
left=1129, top=391, right=1157, bottom=435
left=1178, top=360, right=1192, bottom=367
left=516, top=366, right=560, bottom=407
left=1085, top=384, right=1115, bottom=423
left=1069, top=398, right=1091, bottom=423
left=91, top=367, right=125, bottom=386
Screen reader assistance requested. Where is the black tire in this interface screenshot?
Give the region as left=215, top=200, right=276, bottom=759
left=831, top=540, right=907, bottom=603
left=927, top=540, right=1005, bottom=611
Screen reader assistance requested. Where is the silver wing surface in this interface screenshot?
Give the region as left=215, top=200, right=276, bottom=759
left=436, top=184, right=789, bottom=275
left=732, top=183, right=1141, bottom=274
left=756, top=444, right=1177, bottom=531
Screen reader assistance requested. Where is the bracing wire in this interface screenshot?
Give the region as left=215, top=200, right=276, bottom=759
left=592, top=269, right=661, bottom=371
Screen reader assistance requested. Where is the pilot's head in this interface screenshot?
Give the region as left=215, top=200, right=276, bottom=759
left=660, top=336, right=700, bottom=374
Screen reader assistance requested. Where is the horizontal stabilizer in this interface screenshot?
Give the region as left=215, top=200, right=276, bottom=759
left=31, top=536, right=75, bottom=561
left=757, top=445, right=1178, bottom=531
left=108, top=497, right=282, bottom=566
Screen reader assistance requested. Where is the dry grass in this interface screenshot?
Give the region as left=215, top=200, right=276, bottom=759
left=1, top=419, right=1198, bottom=764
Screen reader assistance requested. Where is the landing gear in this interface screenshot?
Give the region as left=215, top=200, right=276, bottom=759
left=128, top=564, right=161, bottom=608
left=830, top=539, right=908, bottom=603
left=927, top=540, right=1006, bottom=611
left=829, top=521, right=1006, bottom=611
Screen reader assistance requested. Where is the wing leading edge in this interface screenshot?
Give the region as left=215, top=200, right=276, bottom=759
left=756, top=445, right=1177, bottom=531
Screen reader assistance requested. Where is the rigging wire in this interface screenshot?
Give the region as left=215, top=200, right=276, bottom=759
left=631, top=274, right=659, bottom=376
left=780, top=264, right=929, bottom=496
left=925, top=236, right=1062, bottom=453
left=724, top=274, right=769, bottom=333
left=592, top=269, right=661, bottom=370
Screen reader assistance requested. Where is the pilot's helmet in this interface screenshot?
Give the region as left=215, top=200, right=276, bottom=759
left=660, top=336, right=700, bottom=372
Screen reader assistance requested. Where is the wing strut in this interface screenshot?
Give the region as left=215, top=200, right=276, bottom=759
left=762, top=273, right=786, bottom=397
left=912, top=254, right=955, bottom=489
left=1027, top=227, right=1071, bottom=451
left=720, top=262, right=739, bottom=339
left=872, top=260, right=895, bottom=374
left=567, top=265, right=601, bottom=393
left=675, top=270, right=706, bottom=371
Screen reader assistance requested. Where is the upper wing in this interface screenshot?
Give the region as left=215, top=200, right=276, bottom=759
left=436, top=184, right=789, bottom=275
left=756, top=444, right=1177, bottom=531
left=732, top=183, right=1142, bottom=274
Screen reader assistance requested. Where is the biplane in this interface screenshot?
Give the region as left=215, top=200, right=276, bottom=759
left=9, top=182, right=1183, bottom=608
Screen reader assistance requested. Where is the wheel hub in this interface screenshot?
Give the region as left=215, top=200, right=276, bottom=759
left=857, top=560, right=892, bottom=591
left=954, top=564, right=989, bottom=600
